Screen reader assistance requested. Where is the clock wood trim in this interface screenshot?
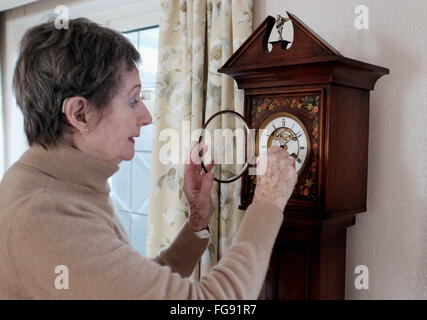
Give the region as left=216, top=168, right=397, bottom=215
left=222, top=62, right=388, bottom=91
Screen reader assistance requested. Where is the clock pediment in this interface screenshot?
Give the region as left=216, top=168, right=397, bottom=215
left=220, top=12, right=342, bottom=73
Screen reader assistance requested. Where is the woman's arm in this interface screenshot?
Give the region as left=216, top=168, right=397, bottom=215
left=6, top=146, right=296, bottom=299
left=149, top=220, right=209, bottom=278
left=7, top=196, right=281, bottom=299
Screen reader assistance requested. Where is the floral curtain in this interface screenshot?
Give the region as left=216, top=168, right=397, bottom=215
left=146, top=0, right=253, bottom=279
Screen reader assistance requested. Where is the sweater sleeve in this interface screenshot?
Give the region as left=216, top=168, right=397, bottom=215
left=150, top=221, right=209, bottom=278
left=8, top=196, right=283, bottom=299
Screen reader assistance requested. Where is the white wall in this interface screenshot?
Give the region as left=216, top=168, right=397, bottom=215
left=254, top=0, right=427, bottom=299
left=0, top=0, right=160, bottom=175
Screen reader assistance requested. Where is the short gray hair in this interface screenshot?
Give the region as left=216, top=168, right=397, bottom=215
left=13, top=17, right=141, bottom=148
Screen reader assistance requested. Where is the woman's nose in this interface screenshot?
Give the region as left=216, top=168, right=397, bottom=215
left=139, top=102, right=152, bottom=126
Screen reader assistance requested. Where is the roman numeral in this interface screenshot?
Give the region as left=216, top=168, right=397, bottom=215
left=272, top=123, right=276, bottom=130
left=282, top=119, right=286, bottom=127
left=297, top=158, right=302, bottom=163
left=300, top=146, right=305, bottom=150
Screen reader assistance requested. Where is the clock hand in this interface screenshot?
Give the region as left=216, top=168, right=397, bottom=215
left=284, top=132, right=299, bottom=145
left=272, top=132, right=286, bottom=148
left=291, top=132, right=299, bottom=141
left=283, top=136, right=293, bottom=146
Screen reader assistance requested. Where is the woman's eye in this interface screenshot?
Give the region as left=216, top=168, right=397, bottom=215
left=129, top=92, right=143, bottom=108
left=129, top=98, right=139, bottom=108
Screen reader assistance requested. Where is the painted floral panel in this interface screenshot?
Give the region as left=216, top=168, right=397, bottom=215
left=248, top=92, right=322, bottom=202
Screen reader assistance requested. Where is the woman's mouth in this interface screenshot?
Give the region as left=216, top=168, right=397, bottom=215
left=129, top=133, right=140, bottom=144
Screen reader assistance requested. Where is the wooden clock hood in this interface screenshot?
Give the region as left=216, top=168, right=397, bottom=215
left=219, top=12, right=389, bottom=91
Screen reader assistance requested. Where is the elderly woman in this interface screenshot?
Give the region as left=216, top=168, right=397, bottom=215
left=0, top=18, right=297, bottom=299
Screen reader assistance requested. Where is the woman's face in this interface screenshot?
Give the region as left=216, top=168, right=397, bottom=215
left=83, top=67, right=152, bottom=165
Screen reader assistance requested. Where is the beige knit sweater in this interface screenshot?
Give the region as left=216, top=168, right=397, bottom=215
left=0, top=143, right=283, bottom=299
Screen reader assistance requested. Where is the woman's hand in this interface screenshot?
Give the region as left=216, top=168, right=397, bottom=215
left=252, top=145, right=298, bottom=212
left=183, top=143, right=215, bottom=232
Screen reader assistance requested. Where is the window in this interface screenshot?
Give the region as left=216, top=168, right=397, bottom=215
left=109, top=26, right=159, bottom=256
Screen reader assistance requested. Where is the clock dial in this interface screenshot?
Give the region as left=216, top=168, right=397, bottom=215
left=257, top=112, right=310, bottom=174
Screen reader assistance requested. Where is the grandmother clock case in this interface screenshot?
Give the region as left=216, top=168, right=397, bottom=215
left=218, top=13, right=389, bottom=300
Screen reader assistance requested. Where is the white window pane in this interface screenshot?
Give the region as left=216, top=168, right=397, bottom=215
left=135, top=123, right=153, bottom=152
left=132, top=152, right=151, bottom=213
left=123, top=31, right=138, bottom=50
left=139, top=27, right=159, bottom=89
left=110, top=161, right=131, bottom=211
left=130, top=213, right=148, bottom=256
left=116, top=210, right=131, bottom=237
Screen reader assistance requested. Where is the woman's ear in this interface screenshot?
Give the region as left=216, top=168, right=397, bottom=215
left=63, top=97, right=93, bottom=135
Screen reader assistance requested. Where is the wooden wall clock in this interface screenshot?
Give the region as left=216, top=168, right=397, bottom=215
left=218, top=13, right=389, bottom=299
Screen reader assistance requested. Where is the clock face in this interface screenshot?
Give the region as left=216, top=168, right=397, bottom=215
left=257, top=112, right=310, bottom=174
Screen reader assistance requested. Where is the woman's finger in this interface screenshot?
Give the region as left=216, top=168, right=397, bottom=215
left=200, top=173, right=214, bottom=199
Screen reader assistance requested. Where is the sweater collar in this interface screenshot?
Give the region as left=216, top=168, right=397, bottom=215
left=20, top=143, right=119, bottom=194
